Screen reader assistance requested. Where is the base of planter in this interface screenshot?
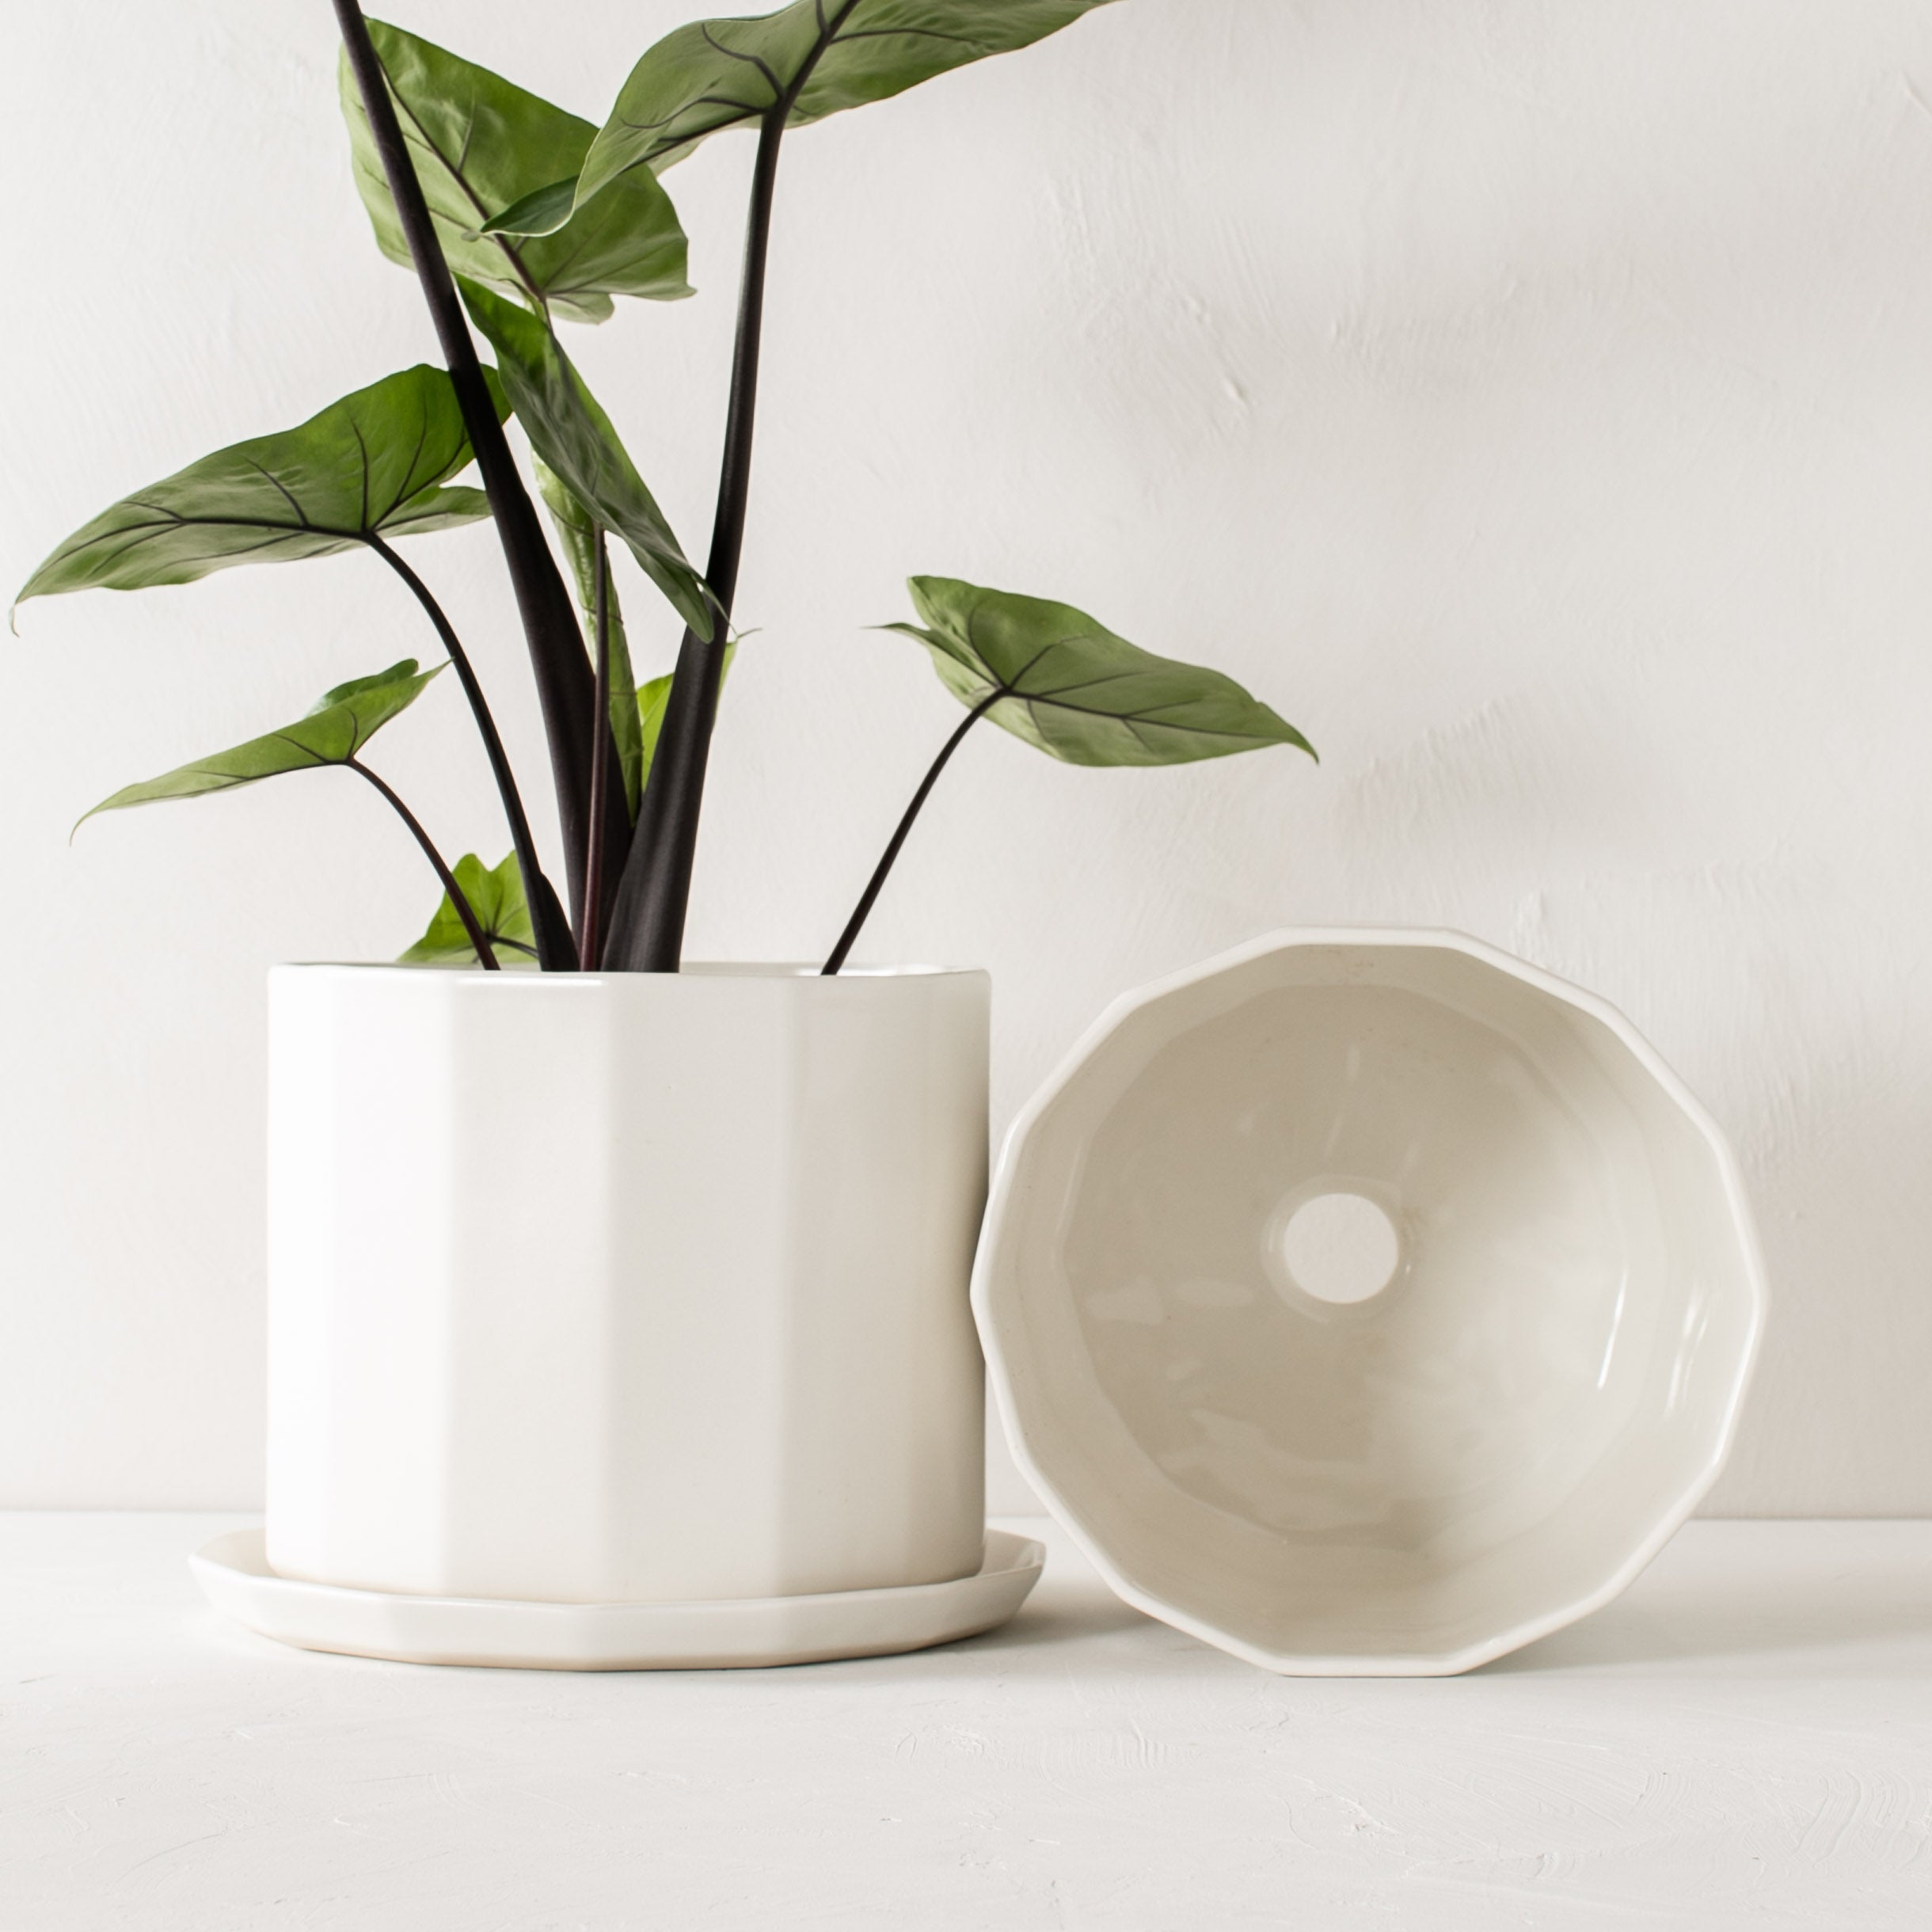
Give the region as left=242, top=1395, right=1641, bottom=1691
left=190, top=1527, right=1044, bottom=1671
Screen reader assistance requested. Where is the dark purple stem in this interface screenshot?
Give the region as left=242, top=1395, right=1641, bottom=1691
left=821, top=692, right=998, bottom=976
left=333, top=0, right=588, bottom=967
left=600, top=107, right=786, bottom=972
left=347, top=758, right=500, bottom=969
left=580, top=531, right=614, bottom=969
left=365, top=534, right=572, bottom=970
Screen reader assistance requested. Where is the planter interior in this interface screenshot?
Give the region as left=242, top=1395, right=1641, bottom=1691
left=975, top=930, right=1766, bottom=1674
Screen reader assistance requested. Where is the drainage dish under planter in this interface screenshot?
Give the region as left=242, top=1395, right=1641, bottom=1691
left=974, top=930, right=1767, bottom=1675
left=242, top=962, right=1005, bottom=1668
left=191, top=1526, right=1044, bottom=1671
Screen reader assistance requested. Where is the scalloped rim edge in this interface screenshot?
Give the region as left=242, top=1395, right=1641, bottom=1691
left=972, top=926, right=1769, bottom=1677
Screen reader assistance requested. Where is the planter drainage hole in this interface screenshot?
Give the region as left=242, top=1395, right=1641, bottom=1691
left=1280, top=1193, right=1401, bottom=1306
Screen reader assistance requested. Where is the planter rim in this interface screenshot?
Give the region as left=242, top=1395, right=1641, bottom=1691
left=271, top=960, right=985, bottom=983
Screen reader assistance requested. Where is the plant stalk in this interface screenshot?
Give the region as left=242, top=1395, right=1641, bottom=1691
left=821, top=692, right=999, bottom=976
left=347, top=758, right=500, bottom=969
left=366, top=534, right=576, bottom=970
left=603, top=108, right=788, bottom=972
left=580, top=531, right=614, bottom=969
left=333, top=0, right=597, bottom=958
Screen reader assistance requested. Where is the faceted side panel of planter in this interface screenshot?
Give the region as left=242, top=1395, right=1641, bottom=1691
left=975, top=931, right=1765, bottom=1674
left=267, top=964, right=989, bottom=1607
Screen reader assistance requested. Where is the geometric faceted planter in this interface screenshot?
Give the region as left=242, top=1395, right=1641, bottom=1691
left=262, top=962, right=993, bottom=1648
left=975, top=930, right=1767, bottom=1675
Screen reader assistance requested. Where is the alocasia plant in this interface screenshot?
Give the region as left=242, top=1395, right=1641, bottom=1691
left=19, top=0, right=1314, bottom=974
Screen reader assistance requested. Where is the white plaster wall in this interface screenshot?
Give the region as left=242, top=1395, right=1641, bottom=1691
left=2, top=0, right=1929, bottom=1516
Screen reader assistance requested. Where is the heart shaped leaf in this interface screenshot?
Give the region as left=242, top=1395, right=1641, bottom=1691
left=461, top=278, right=716, bottom=641
left=79, top=660, right=443, bottom=826
left=17, top=367, right=503, bottom=607
left=886, top=577, right=1316, bottom=766
left=567, top=0, right=1120, bottom=207
left=340, top=18, right=691, bottom=323
left=400, top=850, right=539, bottom=967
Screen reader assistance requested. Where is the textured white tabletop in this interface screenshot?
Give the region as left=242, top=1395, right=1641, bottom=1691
left=3, top=1515, right=1930, bottom=1929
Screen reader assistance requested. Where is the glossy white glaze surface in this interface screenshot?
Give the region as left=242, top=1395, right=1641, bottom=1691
left=976, top=930, right=1767, bottom=1673
left=267, top=964, right=990, bottom=1607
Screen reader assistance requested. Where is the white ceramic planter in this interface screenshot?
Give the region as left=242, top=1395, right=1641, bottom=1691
left=975, top=930, right=1767, bottom=1675
left=266, top=964, right=990, bottom=1608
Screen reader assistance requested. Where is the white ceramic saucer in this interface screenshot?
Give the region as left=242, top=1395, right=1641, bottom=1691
left=190, top=1527, right=1044, bottom=1671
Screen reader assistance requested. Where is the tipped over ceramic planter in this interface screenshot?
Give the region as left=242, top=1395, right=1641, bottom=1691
left=975, top=930, right=1766, bottom=1675
left=264, top=963, right=990, bottom=1633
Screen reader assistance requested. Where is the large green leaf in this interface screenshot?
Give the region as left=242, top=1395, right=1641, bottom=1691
left=400, top=850, right=538, bottom=967
left=78, top=660, right=443, bottom=826
left=885, top=578, right=1316, bottom=766
left=533, top=456, right=645, bottom=814
left=571, top=0, right=1120, bottom=200
left=17, top=368, right=501, bottom=607
left=340, top=19, right=691, bottom=324
left=460, top=278, right=715, bottom=641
